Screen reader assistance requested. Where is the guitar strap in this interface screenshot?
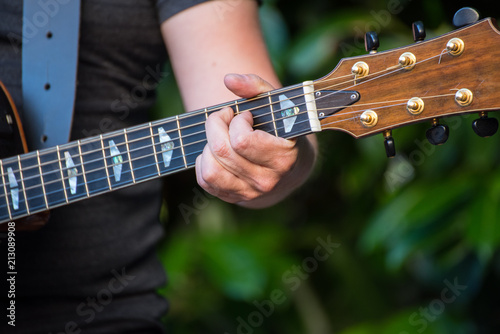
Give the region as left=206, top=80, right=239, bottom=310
left=22, top=0, right=81, bottom=150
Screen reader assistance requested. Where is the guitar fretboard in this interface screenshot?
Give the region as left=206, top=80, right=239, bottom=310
left=0, top=82, right=321, bottom=223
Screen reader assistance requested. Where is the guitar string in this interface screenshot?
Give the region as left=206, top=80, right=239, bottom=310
left=0, top=89, right=458, bottom=217
left=0, top=49, right=455, bottom=215
left=0, top=49, right=447, bottom=180
left=0, top=88, right=380, bottom=184
left=0, top=49, right=457, bottom=214
left=0, top=94, right=455, bottom=218
left=1, top=46, right=448, bottom=178
left=0, top=109, right=334, bottom=200
left=0, top=47, right=451, bottom=203
left=0, top=90, right=432, bottom=197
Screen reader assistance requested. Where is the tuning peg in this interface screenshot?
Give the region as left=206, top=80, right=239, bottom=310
left=426, top=119, right=449, bottom=145
left=472, top=112, right=498, bottom=137
left=383, top=130, right=396, bottom=158
left=365, top=31, right=379, bottom=54
left=412, top=21, right=426, bottom=42
left=453, top=7, right=480, bottom=27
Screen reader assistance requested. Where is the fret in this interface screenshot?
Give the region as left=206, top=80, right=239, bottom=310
left=178, top=111, right=207, bottom=167
left=37, top=150, right=49, bottom=209
left=0, top=160, right=13, bottom=221
left=123, top=129, right=136, bottom=184
left=268, top=92, right=279, bottom=137
left=2, top=156, right=28, bottom=217
left=204, top=108, right=209, bottom=120
left=270, top=84, right=313, bottom=139
left=205, top=105, right=219, bottom=121
left=176, top=115, right=188, bottom=168
left=77, top=141, right=90, bottom=197
left=100, top=135, right=113, bottom=190
left=234, top=101, right=240, bottom=115
left=56, top=146, right=70, bottom=204
left=41, top=148, right=67, bottom=207
left=79, top=137, right=110, bottom=196
left=151, top=119, right=184, bottom=175
left=102, top=131, right=133, bottom=188
left=17, top=156, right=30, bottom=215
left=239, top=95, right=274, bottom=135
left=19, top=152, right=46, bottom=214
left=149, top=122, right=161, bottom=176
left=127, top=124, right=158, bottom=182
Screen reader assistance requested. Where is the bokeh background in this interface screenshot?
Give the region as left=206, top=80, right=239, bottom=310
left=152, top=0, right=500, bottom=333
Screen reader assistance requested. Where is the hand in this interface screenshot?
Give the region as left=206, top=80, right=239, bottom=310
left=195, top=74, right=317, bottom=208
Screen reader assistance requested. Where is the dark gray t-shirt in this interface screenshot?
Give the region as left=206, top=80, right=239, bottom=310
left=0, top=0, right=208, bottom=333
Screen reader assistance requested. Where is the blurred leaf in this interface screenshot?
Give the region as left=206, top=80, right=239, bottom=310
left=201, top=236, right=268, bottom=301
left=286, top=11, right=375, bottom=79
left=160, top=231, right=197, bottom=287
left=339, top=308, right=472, bottom=334
left=464, top=172, right=500, bottom=263
left=260, top=2, right=290, bottom=76
left=359, top=177, right=474, bottom=270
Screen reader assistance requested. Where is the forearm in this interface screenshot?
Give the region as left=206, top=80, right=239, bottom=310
left=161, top=0, right=280, bottom=110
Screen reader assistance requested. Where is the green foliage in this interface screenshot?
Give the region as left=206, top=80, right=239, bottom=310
left=153, top=0, right=500, bottom=333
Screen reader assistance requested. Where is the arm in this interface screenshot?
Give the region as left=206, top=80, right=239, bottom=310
left=161, top=0, right=317, bottom=208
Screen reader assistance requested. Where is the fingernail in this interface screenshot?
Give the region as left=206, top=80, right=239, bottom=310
left=227, top=73, right=245, bottom=80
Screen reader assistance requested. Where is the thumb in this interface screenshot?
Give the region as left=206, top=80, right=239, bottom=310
left=224, top=73, right=275, bottom=98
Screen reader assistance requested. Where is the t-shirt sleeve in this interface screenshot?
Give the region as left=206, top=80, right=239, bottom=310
left=156, top=0, right=209, bottom=23
left=156, top=0, right=262, bottom=23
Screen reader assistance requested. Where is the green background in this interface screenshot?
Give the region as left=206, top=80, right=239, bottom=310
left=152, top=0, right=500, bottom=333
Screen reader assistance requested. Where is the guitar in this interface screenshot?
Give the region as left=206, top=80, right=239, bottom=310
left=1, top=13, right=500, bottom=229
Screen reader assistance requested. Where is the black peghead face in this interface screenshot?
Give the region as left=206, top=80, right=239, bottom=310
left=453, top=7, right=480, bottom=27
left=472, top=115, right=498, bottom=137
left=364, top=31, right=379, bottom=53
left=426, top=124, right=449, bottom=145
left=412, top=21, right=426, bottom=42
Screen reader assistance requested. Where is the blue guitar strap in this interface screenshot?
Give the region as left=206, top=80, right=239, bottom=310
left=22, top=0, right=81, bottom=150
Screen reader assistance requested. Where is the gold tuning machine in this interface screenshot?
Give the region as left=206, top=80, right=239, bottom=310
left=351, top=61, right=369, bottom=78
left=399, top=52, right=416, bottom=70
left=360, top=110, right=378, bottom=127
left=447, top=38, right=465, bottom=56
left=455, top=88, right=473, bottom=106
left=407, top=97, right=424, bottom=115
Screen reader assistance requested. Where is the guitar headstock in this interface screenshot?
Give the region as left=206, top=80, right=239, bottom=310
left=314, top=10, right=500, bottom=156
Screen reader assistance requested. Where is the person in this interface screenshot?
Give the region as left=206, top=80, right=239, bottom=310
left=0, top=0, right=317, bottom=332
